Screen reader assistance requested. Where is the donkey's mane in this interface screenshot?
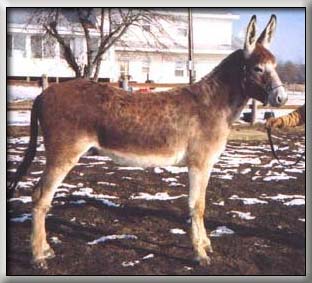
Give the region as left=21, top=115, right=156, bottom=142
left=200, top=49, right=245, bottom=82
left=183, top=49, right=245, bottom=105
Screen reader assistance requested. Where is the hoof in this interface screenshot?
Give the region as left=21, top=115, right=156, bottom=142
left=205, top=245, right=214, bottom=253
left=44, top=248, right=55, bottom=259
left=196, top=255, right=212, bottom=267
left=32, top=258, right=48, bottom=270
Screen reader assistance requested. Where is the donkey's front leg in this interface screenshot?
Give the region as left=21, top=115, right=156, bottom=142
left=188, top=166, right=213, bottom=266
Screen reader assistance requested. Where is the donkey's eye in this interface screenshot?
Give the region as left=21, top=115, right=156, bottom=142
left=253, top=66, right=264, bottom=73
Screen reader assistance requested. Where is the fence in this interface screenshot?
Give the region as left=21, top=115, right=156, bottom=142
left=7, top=76, right=304, bottom=118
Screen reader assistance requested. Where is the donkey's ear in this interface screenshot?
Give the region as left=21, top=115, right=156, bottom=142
left=257, top=14, right=277, bottom=48
left=244, top=15, right=257, bottom=56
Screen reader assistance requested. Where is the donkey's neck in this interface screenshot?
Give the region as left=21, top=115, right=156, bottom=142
left=192, top=49, right=249, bottom=124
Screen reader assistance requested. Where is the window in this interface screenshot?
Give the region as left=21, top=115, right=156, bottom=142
left=8, top=33, right=26, bottom=57
left=60, top=37, right=74, bottom=59
left=142, top=58, right=150, bottom=75
left=89, top=37, right=99, bottom=61
left=175, top=61, right=185, bottom=77
left=119, top=60, right=129, bottom=78
left=31, top=35, right=42, bottom=58
left=7, top=34, right=12, bottom=57
left=60, top=37, right=86, bottom=61
left=31, top=35, right=57, bottom=59
left=43, top=36, right=56, bottom=58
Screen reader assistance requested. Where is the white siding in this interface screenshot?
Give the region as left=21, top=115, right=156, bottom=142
left=7, top=11, right=239, bottom=83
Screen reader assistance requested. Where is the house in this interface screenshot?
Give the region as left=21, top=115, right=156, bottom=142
left=7, top=9, right=239, bottom=83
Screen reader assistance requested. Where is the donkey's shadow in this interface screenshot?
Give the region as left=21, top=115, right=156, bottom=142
left=8, top=198, right=304, bottom=274
left=50, top=198, right=305, bottom=251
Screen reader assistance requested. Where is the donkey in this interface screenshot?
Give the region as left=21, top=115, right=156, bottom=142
left=9, top=15, right=287, bottom=269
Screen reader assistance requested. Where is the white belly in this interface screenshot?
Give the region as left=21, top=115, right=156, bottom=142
left=96, top=148, right=187, bottom=168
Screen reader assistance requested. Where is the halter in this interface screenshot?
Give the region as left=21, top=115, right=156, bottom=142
left=241, top=63, right=285, bottom=105
left=240, top=63, right=304, bottom=168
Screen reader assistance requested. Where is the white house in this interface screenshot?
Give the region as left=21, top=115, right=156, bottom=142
left=7, top=9, right=239, bottom=83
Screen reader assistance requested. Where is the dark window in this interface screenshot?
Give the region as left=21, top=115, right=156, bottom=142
left=8, top=33, right=26, bottom=57
left=89, top=37, right=99, bottom=61
left=175, top=70, right=184, bottom=77
left=43, top=36, right=56, bottom=58
left=31, top=35, right=43, bottom=58
left=60, top=37, right=73, bottom=59
left=7, top=34, right=13, bottom=57
left=175, top=61, right=185, bottom=77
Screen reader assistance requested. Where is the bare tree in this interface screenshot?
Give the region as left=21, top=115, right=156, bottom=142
left=29, top=8, right=184, bottom=81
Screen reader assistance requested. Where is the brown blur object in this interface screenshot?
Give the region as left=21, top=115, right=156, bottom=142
left=266, top=104, right=305, bottom=128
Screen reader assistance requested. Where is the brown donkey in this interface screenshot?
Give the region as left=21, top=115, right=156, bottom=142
left=9, top=15, right=287, bottom=269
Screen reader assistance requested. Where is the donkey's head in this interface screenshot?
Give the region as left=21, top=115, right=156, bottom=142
left=243, top=15, right=287, bottom=107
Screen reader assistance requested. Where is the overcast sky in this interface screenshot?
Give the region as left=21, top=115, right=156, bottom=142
left=230, top=8, right=305, bottom=64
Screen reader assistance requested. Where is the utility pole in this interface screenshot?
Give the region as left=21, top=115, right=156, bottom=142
left=188, top=8, right=195, bottom=85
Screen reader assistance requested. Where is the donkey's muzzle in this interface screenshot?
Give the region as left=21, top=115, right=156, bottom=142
left=268, top=87, right=288, bottom=107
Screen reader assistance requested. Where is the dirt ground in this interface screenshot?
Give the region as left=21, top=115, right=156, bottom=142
left=7, top=125, right=306, bottom=276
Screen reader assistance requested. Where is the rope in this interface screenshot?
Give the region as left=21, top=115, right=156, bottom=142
left=266, top=127, right=305, bottom=168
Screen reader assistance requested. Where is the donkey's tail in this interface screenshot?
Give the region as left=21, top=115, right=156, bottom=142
left=8, top=95, right=41, bottom=199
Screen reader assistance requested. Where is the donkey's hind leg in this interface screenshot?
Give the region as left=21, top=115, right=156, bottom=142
left=31, top=144, right=88, bottom=269
left=188, top=165, right=213, bottom=267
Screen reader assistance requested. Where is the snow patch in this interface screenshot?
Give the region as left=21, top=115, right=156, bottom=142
left=69, top=200, right=86, bottom=205
left=212, top=200, right=224, bottom=206
left=162, top=177, right=178, bottom=183
left=229, top=195, right=268, bottom=205
left=8, top=85, right=41, bottom=101
left=117, top=166, right=144, bottom=171
left=97, top=181, right=117, bottom=187
left=8, top=136, right=30, bottom=144
left=210, top=226, right=234, bottom=237
left=122, top=260, right=140, bottom=267
left=216, top=174, right=233, bottom=180
left=130, top=192, right=187, bottom=201
left=55, top=193, right=67, bottom=198
left=16, top=181, right=34, bottom=188
left=30, top=170, right=43, bottom=175
left=284, top=168, right=304, bottom=174
left=240, top=168, right=252, bottom=174
left=163, top=166, right=188, bottom=174
left=122, top=176, right=132, bottom=180
left=60, top=183, right=77, bottom=189
left=72, top=187, right=119, bottom=207
left=284, top=199, right=305, bottom=206
left=10, top=213, right=32, bottom=223
left=263, top=175, right=296, bottom=181
left=8, top=155, right=23, bottom=162
left=228, top=210, right=255, bottom=220
left=154, top=167, right=164, bottom=174
left=142, top=253, right=154, bottom=260
left=83, top=155, right=112, bottom=161
left=170, top=228, right=186, bottom=235
left=88, top=234, right=138, bottom=245
left=37, top=144, right=45, bottom=152
left=261, top=194, right=304, bottom=201
left=9, top=196, right=32, bottom=203
left=50, top=236, right=62, bottom=244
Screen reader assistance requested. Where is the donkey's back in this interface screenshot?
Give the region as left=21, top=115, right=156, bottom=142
left=38, top=79, right=209, bottom=166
